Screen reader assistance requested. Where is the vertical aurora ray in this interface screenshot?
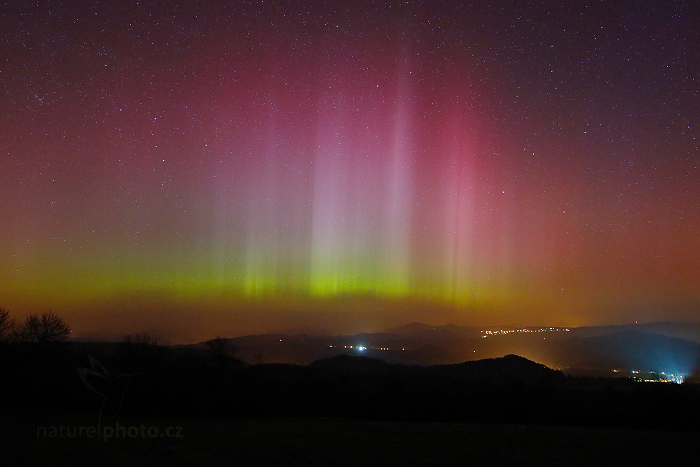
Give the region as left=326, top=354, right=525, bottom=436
left=243, top=103, right=282, bottom=297
left=309, top=54, right=416, bottom=298
left=309, top=114, right=349, bottom=295
left=381, top=56, right=413, bottom=296
left=241, top=75, right=315, bottom=297
left=309, top=93, right=380, bottom=295
left=441, top=133, right=476, bottom=304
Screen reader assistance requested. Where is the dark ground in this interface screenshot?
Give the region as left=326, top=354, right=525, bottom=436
left=3, top=340, right=700, bottom=465
left=5, top=412, right=700, bottom=466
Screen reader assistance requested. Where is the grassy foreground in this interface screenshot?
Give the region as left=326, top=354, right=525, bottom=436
left=4, top=411, right=699, bottom=466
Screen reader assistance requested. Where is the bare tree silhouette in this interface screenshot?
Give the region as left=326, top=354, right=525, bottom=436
left=206, top=336, right=238, bottom=367
left=0, top=307, right=14, bottom=341
left=14, top=311, right=70, bottom=342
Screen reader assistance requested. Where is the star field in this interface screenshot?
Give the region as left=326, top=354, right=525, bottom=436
left=1, top=0, right=699, bottom=340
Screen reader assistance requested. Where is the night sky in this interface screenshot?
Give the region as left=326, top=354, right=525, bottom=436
left=2, top=0, right=699, bottom=342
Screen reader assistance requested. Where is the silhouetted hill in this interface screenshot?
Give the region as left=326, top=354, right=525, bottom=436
left=427, top=354, right=564, bottom=385
left=307, top=354, right=564, bottom=387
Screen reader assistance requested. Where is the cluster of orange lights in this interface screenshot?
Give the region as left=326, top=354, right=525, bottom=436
left=481, top=327, right=570, bottom=338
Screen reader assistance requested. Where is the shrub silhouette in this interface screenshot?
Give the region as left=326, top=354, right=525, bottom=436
left=123, top=332, right=165, bottom=347
left=119, top=332, right=169, bottom=371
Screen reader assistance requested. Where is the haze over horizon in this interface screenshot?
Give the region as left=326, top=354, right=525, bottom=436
left=2, top=1, right=699, bottom=343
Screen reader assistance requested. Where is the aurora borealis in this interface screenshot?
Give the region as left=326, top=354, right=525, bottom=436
left=1, top=1, right=699, bottom=342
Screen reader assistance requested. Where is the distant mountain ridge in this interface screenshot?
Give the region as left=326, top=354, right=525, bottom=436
left=382, top=322, right=480, bottom=335
left=557, top=330, right=700, bottom=375
left=180, top=321, right=700, bottom=378
left=566, top=321, right=700, bottom=343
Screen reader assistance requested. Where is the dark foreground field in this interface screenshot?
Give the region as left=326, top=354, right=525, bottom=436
left=3, top=340, right=700, bottom=465
left=5, top=412, right=700, bottom=466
